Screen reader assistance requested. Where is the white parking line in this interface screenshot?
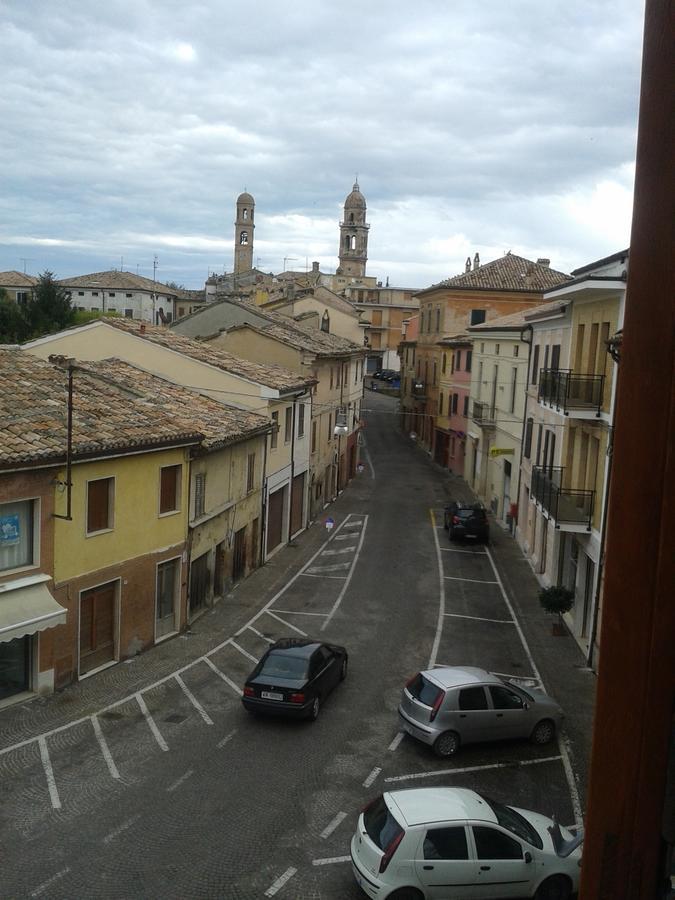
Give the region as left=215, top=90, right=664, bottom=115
left=217, top=729, right=237, bottom=749
left=384, top=755, right=563, bottom=783
left=388, top=732, right=404, bottom=752
left=440, top=546, right=487, bottom=554
left=429, top=509, right=446, bottom=669
left=245, top=625, right=274, bottom=643
left=30, top=867, right=71, bottom=897
left=343, top=520, right=364, bottom=530
left=306, top=562, right=351, bottom=573
left=444, top=575, right=499, bottom=585
left=38, top=737, right=61, bottom=810
left=443, top=612, right=515, bottom=625
left=102, top=813, right=142, bottom=844
left=273, top=609, right=328, bottom=617
left=136, top=694, right=169, bottom=751
left=320, top=811, right=347, bottom=839
left=363, top=766, right=382, bottom=788
left=334, top=533, right=358, bottom=541
left=202, top=657, right=241, bottom=695
left=174, top=675, right=213, bottom=725
left=230, top=640, right=258, bottom=662
left=321, top=514, right=369, bottom=631
left=312, top=855, right=351, bottom=866
left=166, top=768, right=194, bottom=793
left=267, top=610, right=307, bottom=636
left=264, top=867, right=297, bottom=896
left=300, top=572, right=348, bottom=580
left=321, top=547, right=356, bottom=556
left=91, top=715, right=120, bottom=780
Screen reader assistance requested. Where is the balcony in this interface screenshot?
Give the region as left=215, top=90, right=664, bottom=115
left=538, top=369, right=605, bottom=419
left=472, top=401, right=496, bottom=429
left=531, top=466, right=594, bottom=531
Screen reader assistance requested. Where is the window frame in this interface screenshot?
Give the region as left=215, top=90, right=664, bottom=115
left=193, top=472, right=206, bottom=519
left=158, top=464, right=182, bottom=517
left=284, top=406, right=292, bottom=444
left=0, top=497, right=39, bottom=575
left=246, top=453, right=256, bottom=493
left=155, top=556, right=181, bottom=641
left=86, top=476, right=115, bottom=536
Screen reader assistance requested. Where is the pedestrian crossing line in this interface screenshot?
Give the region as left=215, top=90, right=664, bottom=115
left=267, top=610, right=307, bottom=636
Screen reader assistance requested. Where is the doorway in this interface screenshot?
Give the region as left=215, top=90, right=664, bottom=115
left=79, top=581, right=117, bottom=676
left=232, top=526, right=247, bottom=582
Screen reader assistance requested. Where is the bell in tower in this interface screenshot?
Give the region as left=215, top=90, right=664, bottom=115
left=337, top=181, right=369, bottom=278
left=234, top=191, right=255, bottom=275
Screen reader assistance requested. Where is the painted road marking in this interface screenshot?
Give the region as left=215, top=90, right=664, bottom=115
left=273, top=609, right=328, bottom=617
left=202, top=657, right=241, bottom=695
left=306, top=562, right=351, bottom=574
left=343, top=521, right=363, bottom=530
left=217, top=729, right=237, bottom=749
left=136, top=694, right=169, bottom=751
left=264, top=867, right=297, bottom=897
left=320, top=811, right=347, bottom=839
left=429, top=509, right=446, bottom=669
left=102, top=813, right=142, bottom=844
left=300, top=572, right=348, bottom=580
left=321, top=546, right=355, bottom=556
left=230, top=640, right=258, bottom=663
left=267, top=610, right=307, bottom=636
left=334, top=533, right=357, bottom=541
left=30, top=867, right=71, bottom=897
left=388, top=732, right=404, bottom=752
left=91, top=715, right=120, bottom=780
left=312, top=856, right=351, bottom=866
left=245, top=625, right=274, bottom=643
left=321, top=514, right=369, bottom=631
left=385, top=755, right=563, bottom=783
left=361, top=439, right=376, bottom=480
left=174, top=675, right=213, bottom=725
left=38, top=737, right=61, bottom=810
left=439, top=546, right=487, bottom=554
left=444, top=575, right=499, bottom=585
left=363, top=766, right=382, bottom=788
left=166, top=768, right=194, bottom=793
left=443, top=612, right=515, bottom=625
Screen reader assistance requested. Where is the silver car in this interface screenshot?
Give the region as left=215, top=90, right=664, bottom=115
left=398, top=666, right=564, bottom=757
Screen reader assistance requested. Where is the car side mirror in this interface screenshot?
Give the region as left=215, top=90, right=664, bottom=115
left=524, top=851, right=532, bottom=864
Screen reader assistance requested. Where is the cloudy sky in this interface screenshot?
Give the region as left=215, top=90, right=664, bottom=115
left=1, top=1, right=644, bottom=289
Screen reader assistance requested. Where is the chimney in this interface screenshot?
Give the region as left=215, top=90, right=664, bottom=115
left=465, top=257, right=471, bottom=273
left=473, top=252, right=480, bottom=270
left=311, top=261, right=320, bottom=273
left=48, top=354, right=75, bottom=369
left=140, top=322, right=147, bottom=334
left=536, top=258, right=550, bottom=268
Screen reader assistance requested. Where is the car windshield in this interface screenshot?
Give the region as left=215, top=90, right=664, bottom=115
left=497, top=677, right=534, bottom=703
left=364, top=796, right=404, bottom=851
left=406, top=674, right=443, bottom=707
left=259, top=652, right=308, bottom=679
left=478, top=795, right=543, bottom=849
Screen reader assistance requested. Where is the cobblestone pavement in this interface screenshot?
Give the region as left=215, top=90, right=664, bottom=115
left=1, top=392, right=595, bottom=899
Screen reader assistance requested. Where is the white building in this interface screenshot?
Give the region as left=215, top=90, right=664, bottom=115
left=58, top=270, right=186, bottom=324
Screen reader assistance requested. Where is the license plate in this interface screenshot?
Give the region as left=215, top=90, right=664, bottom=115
left=261, top=691, right=283, bottom=700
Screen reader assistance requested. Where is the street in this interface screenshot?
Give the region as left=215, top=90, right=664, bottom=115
left=0, top=392, right=595, bottom=899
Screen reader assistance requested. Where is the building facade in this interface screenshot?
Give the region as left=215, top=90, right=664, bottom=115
left=337, top=181, right=369, bottom=278
left=234, top=191, right=255, bottom=275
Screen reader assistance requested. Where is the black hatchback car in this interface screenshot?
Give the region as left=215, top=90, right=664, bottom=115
left=443, top=501, right=490, bottom=543
left=241, top=638, right=348, bottom=721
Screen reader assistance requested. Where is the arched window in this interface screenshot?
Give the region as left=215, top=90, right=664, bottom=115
left=349, top=213, right=354, bottom=223
left=243, top=208, right=248, bottom=220
left=240, top=231, right=248, bottom=245
left=344, top=235, right=350, bottom=250
left=350, top=235, right=357, bottom=250
left=321, top=311, right=330, bottom=333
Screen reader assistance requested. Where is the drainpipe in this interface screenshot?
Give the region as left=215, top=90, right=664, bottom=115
left=514, top=324, right=533, bottom=537
left=288, top=395, right=297, bottom=542
left=260, top=426, right=269, bottom=567
left=52, top=357, right=74, bottom=522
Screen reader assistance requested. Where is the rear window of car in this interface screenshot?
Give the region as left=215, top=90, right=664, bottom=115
left=406, top=674, right=444, bottom=707
left=457, top=506, right=485, bottom=520
left=260, top=652, right=308, bottom=679
left=364, top=796, right=404, bottom=851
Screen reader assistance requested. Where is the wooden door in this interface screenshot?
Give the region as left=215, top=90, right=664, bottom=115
left=80, top=583, right=116, bottom=675
left=266, top=487, right=284, bottom=554
left=290, top=473, right=305, bottom=536
left=232, top=527, right=247, bottom=582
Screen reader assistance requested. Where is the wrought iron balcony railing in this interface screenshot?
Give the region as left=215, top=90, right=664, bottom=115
left=531, top=465, right=594, bottom=530
left=472, top=400, right=496, bottom=427
left=538, top=369, right=605, bottom=417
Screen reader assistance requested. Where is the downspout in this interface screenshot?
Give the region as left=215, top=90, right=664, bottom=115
left=260, top=427, right=269, bottom=567
left=52, top=358, right=74, bottom=522
left=185, top=450, right=195, bottom=627
left=288, top=396, right=297, bottom=542
left=514, top=324, right=534, bottom=537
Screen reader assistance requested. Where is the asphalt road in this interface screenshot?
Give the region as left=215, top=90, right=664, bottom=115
left=0, top=392, right=593, bottom=899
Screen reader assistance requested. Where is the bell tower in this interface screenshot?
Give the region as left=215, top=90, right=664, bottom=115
left=234, top=191, right=254, bottom=275
left=337, top=181, right=369, bottom=278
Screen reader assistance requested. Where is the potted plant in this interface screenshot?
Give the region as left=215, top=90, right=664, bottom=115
left=538, top=585, right=575, bottom=635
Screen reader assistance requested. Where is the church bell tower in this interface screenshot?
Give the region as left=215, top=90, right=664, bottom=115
left=234, top=191, right=254, bottom=275
left=337, top=181, right=369, bottom=278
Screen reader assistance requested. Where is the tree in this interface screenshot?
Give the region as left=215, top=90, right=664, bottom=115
left=22, top=271, right=75, bottom=339
left=0, top=289, right=29, bottom=343
left=538, top=585, right=575, bottom=633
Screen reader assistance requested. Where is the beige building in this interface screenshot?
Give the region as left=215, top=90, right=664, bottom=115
left=22, top=318, right=315, bottom=561
left=346, top=284, right=421, bottom=374
left=0, top=270, right=38, bottom=304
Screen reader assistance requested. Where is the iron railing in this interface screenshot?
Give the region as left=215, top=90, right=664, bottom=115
left=538, top=369, right=605, bottom=416
left=472, top=400, right=496, bottom=427
left=531, top=465, right=594, bottom=529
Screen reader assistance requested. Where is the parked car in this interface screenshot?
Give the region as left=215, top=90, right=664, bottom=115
left=241, top=638, right=347, bottom=721
left=351, top=787, right=582, bottom=900
left=443, top=501, right=490, bottom=543
left=398, top=666, right=563, bottom=757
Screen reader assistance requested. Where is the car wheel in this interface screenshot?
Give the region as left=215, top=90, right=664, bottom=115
left=340, top=657, right=348, bottom=681
left=387, top=889, right=424, bottom=900
left=309, top=696, right=321, bottom=721
left=434, top=730, right=460, bottom=757
left=531, top=719, right=556, bottom=745
left=535, top=875, right=573, bottom=900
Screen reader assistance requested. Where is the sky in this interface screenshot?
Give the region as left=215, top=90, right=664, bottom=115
left=1, top=1, right=645, bottom=290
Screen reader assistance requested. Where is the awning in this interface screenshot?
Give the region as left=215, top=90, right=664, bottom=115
left=0, top=576, right=67, bottom=644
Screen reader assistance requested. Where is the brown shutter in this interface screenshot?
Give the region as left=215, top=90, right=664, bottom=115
left=87, top=479, right=110, bottom=532
left=160, top=466, right=179, bottom=513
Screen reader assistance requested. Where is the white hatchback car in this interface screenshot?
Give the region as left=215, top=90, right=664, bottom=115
left=350, top=787, right=582, bottom=900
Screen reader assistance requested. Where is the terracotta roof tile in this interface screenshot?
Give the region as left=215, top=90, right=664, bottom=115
left=420, top=253, right=570, bottom=294
left=0, top=271, right=39, bottom=288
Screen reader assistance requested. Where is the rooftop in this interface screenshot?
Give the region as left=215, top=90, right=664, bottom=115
left=57, top=270, right=192, bottom=298
left=0, top=271, right=39, bottom=288
left=419, top=253, right=569, bottom=295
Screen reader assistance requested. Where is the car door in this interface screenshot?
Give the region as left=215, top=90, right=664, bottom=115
left=469, top=825, right=533, bottom=898
left=311, top=647, right=336, bottom=697
left=453, top=686, right=493, bottom=744
left=487, top=685, right=529, bottom=740
left=413, top=825, right=481, bottom=899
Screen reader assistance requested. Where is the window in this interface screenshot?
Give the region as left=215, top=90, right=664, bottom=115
left=435, top=308, right=440, bottom=331
left=156, top=558, right=179, bottom=638
left=463, top=396, right=469, bottom=416
left=470, top=309, right=486, bottom=325
left=524, top=418, right=533, bottom=458
left=78, top=291, right=85, bottom=296
left=126, top=293, right=132, bottom=298
left=298, top=403, right=305, bottom=438
left=489, top=685, right=524, bottom=709
left=535, top=424, right=543, bottom=465
left=543, top=344, right=550, bottom=372
left=452, top=393, right=458, bottom=414
left=109, top=292, right=116, bottom=297
left=311, top=421, right=317, bottom=454
left=107, top=307, right=116, bottom=313
left=551, top=344, right=561, bottom=371
left=438, top=393, right=443, bottom=415
left=495, top=343, right=500, bottom=355
left=330, top=368, right=334, bottom=390
left=90, top=307, right=99, bottom=312
left=424, top=827, right=469, bottom=861
left=327, top=413, right=332, bottom=441
left=442, top=353, right=447, bottom=374
left=87, top=478, right=114, bottom=534
left=473, top=826, right=523, bottom=860
left=92, top=291, right=99, bottom=297
left=531, top=345, right=540, bottom=384
left=458, top=686, right=488, bottom=710
left=159, top=464, right=181, bottom=514
left=433, top=362, right=437, bottom=386
left=336, top=365, right=341, bottom=387
left=247, top=453, right=255, bottom=492
left=510, top=367, right=518, bottom=414
left=451, top=353, right=455, bottom=374
left=124, top=309, right=133, bottom=318
left=456, top=350, right=462, bottom=369
left=465, top=349, right=472, bottom=372
left=284, top=407, right=292, bottom=443
left=271, top=411, right=279, bottom=449
left=193, top=473, right=206, bottom=518
left=240, top=231, right=248, bottom=245
left=514, top=345, right=519, bottom=357
left=0, top=499, right=37, bottom=572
